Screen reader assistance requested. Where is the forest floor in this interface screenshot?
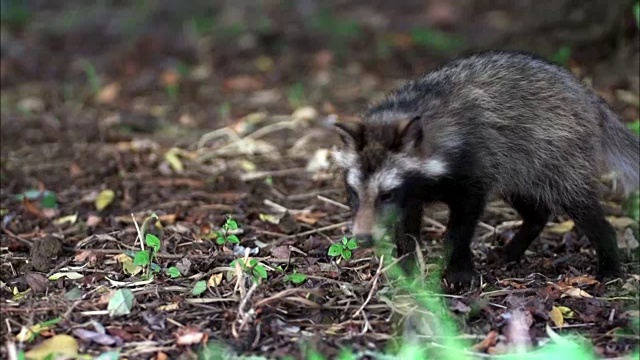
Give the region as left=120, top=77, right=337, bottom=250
left=1, top=2, right=639, bottom=359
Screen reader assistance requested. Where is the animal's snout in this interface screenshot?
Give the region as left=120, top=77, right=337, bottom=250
left=353, top=234, right=374, bottom=248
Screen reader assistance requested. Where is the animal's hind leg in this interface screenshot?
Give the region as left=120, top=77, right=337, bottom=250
left=502, top=195, right=551, bottom=263
left=562, top=192, right=622, bottom=280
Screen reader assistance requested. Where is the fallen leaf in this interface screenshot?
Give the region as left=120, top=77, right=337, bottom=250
left=549, top=306, right=564, bottom=328
left=564, top=275, right=599, bottom=287
left=607, top=216, right=637, bottom=229
left=392, top=33, right=413, bottom=49
left=618, top=228, right=639, bottom=249
left=160, top=69, right=180, bottom=86
left=292, top=106, right=318, bottom=122
left=107, top=288, right=135, bottom=316
left=175, top=257, right=192, bottom=275
left=223, top=75, right=264, bottom=91
left=22, top=197, right=45, bottom=218
left=73, top=328, right=122, bottom=346
left=64, top=287, right=83, bottom=301
left=158, top=302, right=180, bottom=311
left=616, top=89, right=640, bottom=107
left=164, top=148, right=184, bottom=173
left=16, top=318, right=62, bottom=342
left=471, top=330, right=498, bottom=352
left=449, top=299, right=472, bottom=313
left=546, top=220, right=575, bottom=234
left=175, top=327, right=206, bottom=345
left=95, top=351, right=121, bottom=360
left=25, top=273, right=49, bottom=294
left=561, top=286, right=593, bottom=299
left=557, top=306, right=575, bottom=319
left=18, top=96, right=45, bottom=113
left=53, top=213, right=78, bottom=226
left=293, top=211, right=327, bottom=225
left=86, top=215, right=102, bottom=227
left=305, top=149, right=331, bottom=172
left=122, top=261, right=142, bottom=275
left=96, top=82, right=120, bottom=104
left=208, top=273, right=223, bottom=287
left=270, top=245, right=291, bottom=259
left=69, top=162, right=83, bottom=177
left=24, top=334, right=78, bottom=360
left=48, top=272, right=84, bottom=281
left=179, top=113, right=197, bottom=126
left=192, top=280, right=207, bottom=295
left=255, top=56, right=274, bottom=72
left=95, top=189, right=115, bottom=211
left=259, top=213, right=281, bottom=224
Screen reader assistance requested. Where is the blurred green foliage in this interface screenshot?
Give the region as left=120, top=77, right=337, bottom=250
left=0, top=0, right=29, bottom=28
left=410, top=27, right=466, bottom=53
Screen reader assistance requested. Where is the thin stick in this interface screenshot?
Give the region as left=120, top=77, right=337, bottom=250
left=285, top=221, right=349, bottom=239
left=352, top=255, right=384, bottom=319
left=317, top=195, right=350, bottom=210
left=240, top=168, right=306, bottom=181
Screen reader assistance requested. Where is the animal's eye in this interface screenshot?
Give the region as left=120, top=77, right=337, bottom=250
left=347, top=186, right=358, bottom=199
left=379, top=191, right=395, bottom=203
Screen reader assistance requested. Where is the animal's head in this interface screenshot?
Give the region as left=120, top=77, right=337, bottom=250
left=331, top=112, right=448, bottom=247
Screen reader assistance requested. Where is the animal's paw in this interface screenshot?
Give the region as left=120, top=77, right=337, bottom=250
left=596, top=264, right=623, bottom=282
left=442, top=267, right=480, bottom=292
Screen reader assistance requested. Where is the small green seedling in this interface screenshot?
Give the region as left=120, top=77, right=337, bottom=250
left=192, top=280, right=207, bottom=296
left=328, top=237, right=358, bottom=261
left=284, top=271, right=308, bottom=285
left=165, top=266, right=181, bottom=278
left=230, top=258, right=268, bottom=283
left=215, top=217, right=240, bottom=246
left=133, top=233, right=162, bottom=278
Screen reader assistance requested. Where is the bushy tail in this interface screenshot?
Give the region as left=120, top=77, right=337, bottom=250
left=597, top=97, right=640, bottom=195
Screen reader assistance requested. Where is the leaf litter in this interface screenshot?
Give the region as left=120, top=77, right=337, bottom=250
left=0, top=2, right=639, bottom=360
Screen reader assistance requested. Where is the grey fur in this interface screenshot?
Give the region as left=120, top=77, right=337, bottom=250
left=332, top=50, right=639, bottom=283
left=335, top=50, right=639, bottom=212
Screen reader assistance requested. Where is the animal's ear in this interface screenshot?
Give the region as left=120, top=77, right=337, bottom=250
left=334, top=119, right=364, bottom=150
left=395, top=116, right=423, bottom=151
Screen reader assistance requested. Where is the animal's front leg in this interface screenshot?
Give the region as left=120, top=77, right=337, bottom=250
left=442, top=185, right=487, bottom=288
left=392, top=201, right=423, bottom=274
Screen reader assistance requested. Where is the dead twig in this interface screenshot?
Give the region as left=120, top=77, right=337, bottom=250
left=352, top=255, right=384, bottom=319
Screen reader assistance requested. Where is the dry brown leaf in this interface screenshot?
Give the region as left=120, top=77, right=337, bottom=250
left=160, top=69, right=179, bottom=86
left=560, top=286, right=593, bottom=299
left=564, top=275, right=599, bottom=287
left=98, top=290, right=116, bottom=305
left=392, top=33, right=413, bottom=49
left=270, top=245, right=291, bottom=259
left=86, top=215, right=102, bottom=227
left=22, top=197, right=44, bottom=218
left=223, top=75, right=264, bottom=91
left=498, top=279, right=528, bottom=289
left=69, top=162, right=83, bottom=177
left=96, top=82, right=120, bottom=104
left=472, top=330, right=498, bottom=352
left=175, top=326, right=207, bottom=345
left=549, top=306, right=564, bottom=328
left=293, top=211, right=327, bottom=225
left=74, top=250, right=97, bottom=263
left=156, top=352, right=169, bottom=360
left=25, top=272, right=49, bottom=294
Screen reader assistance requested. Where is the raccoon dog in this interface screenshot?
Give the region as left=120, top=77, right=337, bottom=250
left=331, top=50, right=639, bottom=286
